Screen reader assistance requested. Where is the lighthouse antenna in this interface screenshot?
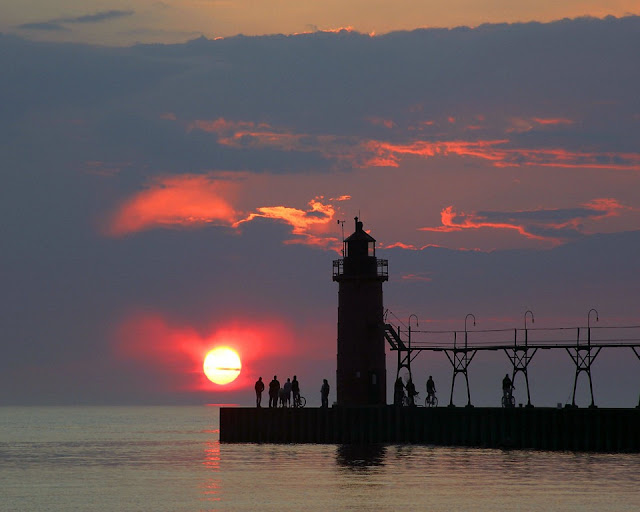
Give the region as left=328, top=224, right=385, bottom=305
left=336, top=219, right=346, bottom=256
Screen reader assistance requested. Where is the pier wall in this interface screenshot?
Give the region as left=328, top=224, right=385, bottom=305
left=220, top=406, right=640, bottom=452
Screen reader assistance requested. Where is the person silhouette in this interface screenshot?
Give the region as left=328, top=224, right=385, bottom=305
left=406, top=378, right=417, bottom=406
left=502, top=374, right=513, bottom=400
left=254, top=376, right=265, bottom=408
left=291, top=375, right=300, bottom=407
left=426, top=375, right=436, bottom=403
left=268, top=375, right=280, bottom=408
left=321, top=379, right=330, bottom=408
left=283, top=378, right=292, bottom=407
left=394, top=377, right=405, bottom=406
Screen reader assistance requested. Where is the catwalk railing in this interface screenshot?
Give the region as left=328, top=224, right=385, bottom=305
left=383, top=312, right=640, bottom=408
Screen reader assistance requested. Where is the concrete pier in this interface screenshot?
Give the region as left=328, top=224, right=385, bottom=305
left=220, top=406, right=640, bottom=452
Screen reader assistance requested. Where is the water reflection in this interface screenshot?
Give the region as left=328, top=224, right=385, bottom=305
left=201, top=440, right=221, bottom=504
left=336, top=444, right=386, bottom=470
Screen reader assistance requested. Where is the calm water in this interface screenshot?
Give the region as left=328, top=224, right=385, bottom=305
left=1, top=406, right=639, bottom=511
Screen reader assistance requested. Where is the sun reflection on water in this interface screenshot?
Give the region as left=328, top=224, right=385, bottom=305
left=200, top=440, right=221, bottom=504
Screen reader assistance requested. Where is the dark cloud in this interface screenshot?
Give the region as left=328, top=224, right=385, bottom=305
left=17, top=10, right=134, bottom=32
left=17, top=22, right=68, bottom=32
left=5, top=16, right=640, bottom=173
left=61, top=10, right=135, bottom=24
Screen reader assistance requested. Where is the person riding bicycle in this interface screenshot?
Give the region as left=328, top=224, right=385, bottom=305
left=406, top=378, right=418, bottom=406
left=426, top=375, right=436, bottom=404
left=291, top=375, right=301, bottom=406
left=502, top=373, right=514, bottom=400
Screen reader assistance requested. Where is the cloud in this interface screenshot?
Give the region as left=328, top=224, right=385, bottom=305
left=17, top=22, right=69, bottom=32
left=106, top=174, right=239, bottom=236
left=235, top=198, right=339, bottom=249
left=400, top=272, right=433, bottom=282
left=61, top=10, right=135, bottom=24
left=186, top=116, right=640, bottom=171
left=17, top=10, right=134, bottom=31
left=105, top=173, right=341, bottom=248
left=363, top=140, right=640, bottom=170
left=419, top=199, right=632, bottom=244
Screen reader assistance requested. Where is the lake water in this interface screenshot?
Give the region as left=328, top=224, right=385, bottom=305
left=1, top=406, right=639, bottom=511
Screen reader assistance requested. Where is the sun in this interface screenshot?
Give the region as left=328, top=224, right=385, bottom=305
left=203, top=347, right=242, bottom=385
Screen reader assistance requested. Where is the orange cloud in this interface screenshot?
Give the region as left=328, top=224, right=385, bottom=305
left=188, top=118, right=270, bottom=135
left=106, top=174, right=239, bottom=236
left=186, top=116, right=640, bottom=171
left=362, top=139, right=510, bottom=167
left=235, top=198, right=339, bottom=249
left=419, top=199, right=631, bottom=244
left=105, top=173, right=342, bottom=249
left=385, top=242, right=417, bottom=250
left=364, top=139, right=640, bottom=170
left=420, top=205, right=548, bottom=241
left=401, top=273, right=433, bottom=282
left=508, top=116, right=574, bottom=133
left=532, top=117, right=574, bottom=126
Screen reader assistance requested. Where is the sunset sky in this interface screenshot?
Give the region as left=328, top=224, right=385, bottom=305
left=1, top=3, right=639, bottom=407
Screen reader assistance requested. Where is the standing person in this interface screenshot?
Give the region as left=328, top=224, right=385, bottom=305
left=394, top=377, right=405, bottom=406
left=254, top=376, right=265, bottom=408
left=502, top=374, right=513, bottom=400
left=291, top=375, right=300, bottom=407
left=406, top=378, right=417, bottom=406
left=426, top=375, right=436, bottom=404
left=321, top=379, right=330, bottom=408
left=283, top=378, right=292, bottom=407
left=268, top=375, right=280, bottom=408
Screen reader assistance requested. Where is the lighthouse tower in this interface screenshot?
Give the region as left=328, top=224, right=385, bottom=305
left=333, top=217, right=388, bottom=406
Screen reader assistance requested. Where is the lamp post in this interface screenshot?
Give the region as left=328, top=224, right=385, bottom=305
left=408, top=312, right=418, bottom=347
left=408, top=314, right=418, bottom=354
left=464, top=313, right=476, bottom=347
left=588, top=308, right=599, bottom=345
left=408, top=314, right=418, bottom=390
left=524, top=310, right=534, bottom=345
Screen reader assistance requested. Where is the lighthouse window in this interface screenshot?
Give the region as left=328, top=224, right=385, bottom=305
left=371, top=373, right=377, bottom=385
left=356, top=371, right=360, bottom=378
left=368, top=242, right=375, bottom=257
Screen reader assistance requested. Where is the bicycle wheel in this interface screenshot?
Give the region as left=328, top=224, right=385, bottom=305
left=299, top=396, right=306, bottom=408
left=432, top=396, right=438, bottom=407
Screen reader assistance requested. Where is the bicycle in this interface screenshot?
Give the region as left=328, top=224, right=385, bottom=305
left=501, top=388, right=515, bottom=408
left=293, top=394, right=306, bottom=408
left=402, top=392, right=420, bottom=407
left=425, top=393, right=438, bottom=407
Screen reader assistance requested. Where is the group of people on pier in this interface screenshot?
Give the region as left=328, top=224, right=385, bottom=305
left=394, top=375, right=437, bottom=406
left=393, top=373, right=518, bottom=407
left=255, top=375, right=331, bottom=408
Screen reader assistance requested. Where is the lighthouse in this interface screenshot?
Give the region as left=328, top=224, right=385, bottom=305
left=333, top=217, right=388, bottom=406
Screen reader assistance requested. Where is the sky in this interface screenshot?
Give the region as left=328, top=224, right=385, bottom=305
left=1, top=3, right=640, bottom=407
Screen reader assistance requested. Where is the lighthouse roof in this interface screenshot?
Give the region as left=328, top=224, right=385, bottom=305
left=344, top=217, right=376, bottom=242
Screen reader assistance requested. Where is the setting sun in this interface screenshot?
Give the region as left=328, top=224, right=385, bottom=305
left=203, top=347, right=242, bottom=385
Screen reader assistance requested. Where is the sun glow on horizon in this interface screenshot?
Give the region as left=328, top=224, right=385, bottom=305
left=203, top=347, right=242, bottom=385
